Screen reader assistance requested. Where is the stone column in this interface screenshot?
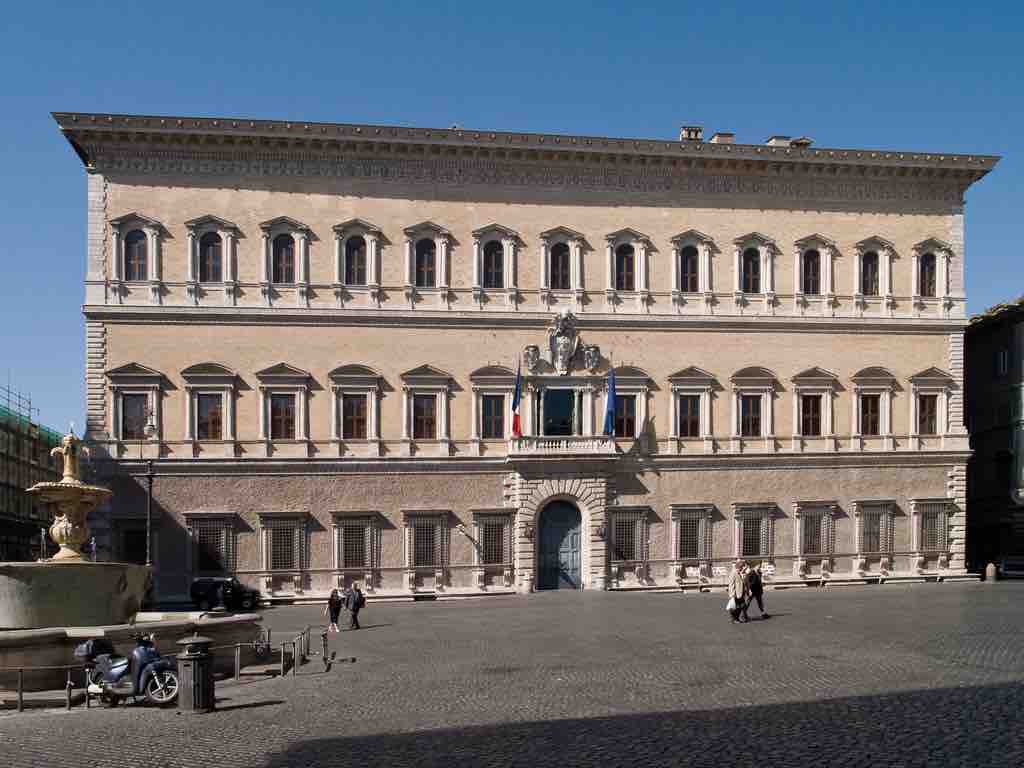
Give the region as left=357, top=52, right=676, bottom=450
left=503, top=238, right=515, bottom=290
left=404, top=238, right=413, bottom=286
left=334, top=233, right=344, bottom=284
left=111, top=227, right=123, bottom=282
left=671, top=246, right=679, bottom=292
left=733, top=247, right=741, bottom=292
left=367, top=234, right=379, bottom=287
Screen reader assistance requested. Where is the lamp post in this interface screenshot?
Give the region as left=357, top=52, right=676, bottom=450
left=143, top=413, right=157, bottom=567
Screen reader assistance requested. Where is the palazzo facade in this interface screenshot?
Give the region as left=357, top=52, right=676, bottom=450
left=54, top=113, right=998, bottom=601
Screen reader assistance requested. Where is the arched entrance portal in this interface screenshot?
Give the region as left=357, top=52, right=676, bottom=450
left=537, top=501, right=582, bottom=590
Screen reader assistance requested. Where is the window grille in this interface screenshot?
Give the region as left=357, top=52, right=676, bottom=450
left=264, top=517, right=305, bottom=571
left=736, top=507, right=772, bottom=558
left=857, top=504, right=894, bottom=554
left=406, top=516, right=448, bottom=568
left=196, top=519, right=235, bottom=573
left=679, top=246, right=699, bottom=292
left=482, top=241, right=504, bottom=289
left=800, top=511, right=835, bottom=556
left=610, top=510, right=648, bottom=563
left=676, top=515, right=707, bottom=560
left=478, top=516, right=511, bottom=565
left=336, top=517, right=377, bottom=569
left=919, top=502, right=948, bottom=551
left=678, top=395, right=700, bottom=438
left=549, top=243, right=571, bottom=290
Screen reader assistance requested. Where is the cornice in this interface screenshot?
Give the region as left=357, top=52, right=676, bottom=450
left=53, top=112, right=999, bottom=183
left=83, top=303, right=968, bottom=335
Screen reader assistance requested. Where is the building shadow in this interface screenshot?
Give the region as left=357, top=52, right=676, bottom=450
left=262, top=680, right=1024, bottom=767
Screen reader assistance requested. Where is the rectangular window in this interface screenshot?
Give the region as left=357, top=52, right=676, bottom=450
left=483, top=247, right=504, bottom=289
left=481, top=394, right=504, bottom=439
left=615, top=252, right=635, bottom=292
left=413, top=394, right=437, bottom=440
left=680, top=250, right=699, bottom=293
left=196, top=393, right=223, bottom=441
left=270, top=394, right=296, bottom=440
left=342, top=394, right=367, bottom=440
left=740, top=516, right=763, bottom=557
left=614, top=395, right=637, bottom=438
left=678, top=395, right=700, bottom=438
left=121, top=393, right=148, bottom=440
left=345, top=253, right=366, bottom=286
left=269, top=525, right=298, bottom=571
left=677, top=516, right=700, bottom=560
left=550, top=247, right=571, bottom=290
left=800, top=394, right=822, bottom=437
left=480, top=518, right=508, bottom=565
left=196, top=521, right=231, bottom=573
left=802, top=253, right=821, bottom=295
left=802, top=514, right=824, bottom=555
left=341, top=524, right=367, bottom=568
left=919, top=256, right=936, bottom=297
left=412, top=520, right=437, bottom=567
left=921, top=510, right=940, bottom=550
left=918, top=394, right=938, bottom=435
left=996, top=349, right=1009, bottom=377
left=861, top=254, right=879, bottom=296
left=740, top=394, right=761, bottom=437
left=612, top=516, right=638, bottom=561
left=860, top=395, right=881, bottom=436
left=742, top=254, right=760, bottom=294
left=861, top=511, right=882, bottom=554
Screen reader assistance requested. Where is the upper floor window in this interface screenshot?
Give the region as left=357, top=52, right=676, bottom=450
left=199, top=232, right=222, bottom=283
left=272, top=234, right=295, bottom=284
left=919, top=252, right=937, bottom=298
left=679, top=246, right=699, bottom=293
left=614, top=394, right=637, bottom=438
left=196, top=393, right=223, bottom=441
left=342, top=393, right=368, bottom=439
left=124, top=230, right=148, bottom=282
left=413, top=394, right=437, bottom=439
left=615, top=244, right=635, bottom=292
left=740, top=394, right=761, bottom=437
left=482, top=241, right=504, bottom=289
left=918, top=394, right=938, bottom=435
left=345, top=236, right=367, bottom=286
left=802, top=250, right=820, bottom=295
left=270, top=393, right=296, bottom=440
left=415, top=238, right=436, bottom=288
left=861, top=251, right=879, bottom=296
left=860, top=394, right=881, bottom=436
left=121, top=393, right=150, bottom=440
left=741, top=248, right=760, bottom=293
left=800, top=394, right=822, bottom=437
left=550, top=243, right=571, bottom=290
left=678, top=394, right=700, bottom=438
left=481, top=394, right=505, bottom=439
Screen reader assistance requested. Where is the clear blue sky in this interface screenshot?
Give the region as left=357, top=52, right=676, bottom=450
left=1, top=0, right=1021, bottom=432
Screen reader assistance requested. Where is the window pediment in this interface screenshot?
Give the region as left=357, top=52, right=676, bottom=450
left=731, top=366, right=778, bottom=385
left=795, top=233, right=836, bottom=249
left=912, top=238, right=953, bottom=256
left=255, top=363, right=311, bottom=381
left=733, top=232, right=776, bottom=250
left=605, top=228, right=651, bottom=245
left=182, top=362, right=237, bottom=387
left=259, top=216, right=310, bottom=234
left=403, top=220, right=450, bottom=239
left=334, top=218, right=382, bottom=236
left=613, top=365, right=652, bottom=384
left=184, top=215, right=238, bottom=232
left=909, top=366, right=955, bottom=385
left=472, top=223, right=520, bottom=242
left=792, top=366, right=838, bottom=385
left=670, top=229, right=715, bottom=248
left=329, top=364, right=381, bottom=389
left=106, top=362, right=164, bottom=383
left=668, top=366, right=717, bottom=385
left=855, top=236, right=895, bottom=254
left=851, top=366, right=896, bottom=383
left=469, top=365, right=515, bottom=383
left=539, top=226, right=586, bottom=245
left=401, top=364, right=453, bottom=386
left=110, top=212, right=166, bottom=234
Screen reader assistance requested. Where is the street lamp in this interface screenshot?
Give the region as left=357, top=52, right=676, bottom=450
left=143, top=412, right=157, bottom=568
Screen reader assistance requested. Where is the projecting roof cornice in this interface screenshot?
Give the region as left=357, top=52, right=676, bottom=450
left=52, top=112, right=999, bottom=182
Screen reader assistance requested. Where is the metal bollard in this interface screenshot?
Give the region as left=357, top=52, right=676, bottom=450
left=84, top=667, right=91, bottom=709
left=234, top=644, right=242, bottom=681
left=176, top=634, right=215, bottom=714
left=65, top=669, right=73, bottom=711
left=17, top=669, right=23, bottom=712
left=279, top=643, right=287, bottom=677
left=985, top=562, right=998, bottom=582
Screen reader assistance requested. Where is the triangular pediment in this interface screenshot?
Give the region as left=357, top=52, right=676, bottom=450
left=670, top=229, right=715, bottom=247
left=855, top=235, right=895, bottom=253
left=668, top=366, right=716, bottom=382
left=539, top=226, right=585, bottom=242
left=106, top=362, right=164, bottom=379
left=913, top=237, right=953, bottom=255
left=333, top=218, right=382, bottom=235
left=259, top=216, right=309, bottom=232
left=184, top=214, right=238, bottom=231
left=329, top=364, right=381, bottom=379
left=471, top=223, right=519, bottom=240
left=403, top=220, right=449, bottom=237
left=401, top=364, right=452, bottom=380
left=731, top=366, right=778, bottom=381
left=109, top=212, right=165, bottom=231
left=909, top=366, right=954, bottom=382
left=792, top=366, right=838, bottom=382
left=605, top=227, right=651, bottom=243
left=255, top=362, right=311, bottom=379
left=469, top=365, right=515, bottom=380
left=181, top=362, right=236, bottom=378
left=852, top=366, right=895, bottom=381
left=734, top=232, right=776, bottom=248
left=795, top=233, right=836, bottom=249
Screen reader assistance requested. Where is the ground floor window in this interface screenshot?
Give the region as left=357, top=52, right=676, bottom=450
left=610, top=509, right=649, bottom=562
left=856, top=502, right=894, bottom=555
left=917, top=501, right=948, bottom=552
left=797, top=507, right=836, bottom=557
left=671, top=505, right=713, bottom=561
left=474, top=513, right=513, bottom=565
left=334, top=515, right=379, bottom=570
left=404, top=513, right=450, bottom=569
left=735, top=506, right=773, bottom=559
left=186, top=514, right=237, bottom=574
left=261, top=516, right=306, bottom=571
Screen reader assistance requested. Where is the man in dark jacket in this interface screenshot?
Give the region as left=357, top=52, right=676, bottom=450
left=346, top=584, right=365, bottom=630
left=744, top=564, right=770, bottom=620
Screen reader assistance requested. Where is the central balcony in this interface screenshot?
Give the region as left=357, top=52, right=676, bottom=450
left=507, top=435, right=619, bottom=460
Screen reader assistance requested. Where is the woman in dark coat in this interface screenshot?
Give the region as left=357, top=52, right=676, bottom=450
left=324, top=589, right=344, bottom=633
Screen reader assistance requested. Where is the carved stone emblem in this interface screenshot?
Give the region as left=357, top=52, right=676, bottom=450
left=549, top=309, right=580, bottom=376
left=583, top=344, right=601, bottom=372
left=523, top=345, right=541, bottom=374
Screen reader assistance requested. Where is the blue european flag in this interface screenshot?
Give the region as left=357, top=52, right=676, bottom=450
left=602, top=367, right=617, bottom=436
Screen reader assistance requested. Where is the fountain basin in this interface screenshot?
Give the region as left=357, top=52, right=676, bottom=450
left=0, top=561, right=150, bottom=630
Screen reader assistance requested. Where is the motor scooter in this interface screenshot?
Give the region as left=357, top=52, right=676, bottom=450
left=74, top=634, right=179, bottom=707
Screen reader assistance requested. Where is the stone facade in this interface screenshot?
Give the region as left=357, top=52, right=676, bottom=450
left=53, top=112, right=998, bottom=601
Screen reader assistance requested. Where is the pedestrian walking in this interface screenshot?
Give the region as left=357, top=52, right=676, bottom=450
left=727, top=560, right=749, bottom=623
left=324, top=588, right=344, bottom=633
left=346, top=583, right=365, bottom=630
left=746, top=563, right=770, bottom=619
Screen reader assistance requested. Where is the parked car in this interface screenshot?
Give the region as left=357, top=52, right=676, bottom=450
left=190, top=577, right=260, bottom=611
left=998, top=557, right=1024, bottom=579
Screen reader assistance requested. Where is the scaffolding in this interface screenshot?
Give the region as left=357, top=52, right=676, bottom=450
left=0, top=383, right=63, bottom=560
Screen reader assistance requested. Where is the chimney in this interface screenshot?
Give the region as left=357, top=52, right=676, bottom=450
left=679, top=125, right=704, bottom=142
left=709, top=132, right=735, bottom=144
left=791, top=136, right=813, bottom=148
left=766, top=135, right=792, bottom=147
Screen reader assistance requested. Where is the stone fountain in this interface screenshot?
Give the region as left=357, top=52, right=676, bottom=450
left=0, top=432, right=149, bottom=629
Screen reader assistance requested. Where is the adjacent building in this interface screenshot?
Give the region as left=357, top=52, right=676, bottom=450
left=965, top=298, right=1024, bottom=568
left=53, top=112, right=998, bottom=601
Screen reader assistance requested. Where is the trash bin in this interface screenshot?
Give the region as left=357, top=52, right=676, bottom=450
left=176, top=633, right=215, bottom=713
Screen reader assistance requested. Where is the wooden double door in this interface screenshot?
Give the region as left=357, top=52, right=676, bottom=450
left=537, top=501, right=582, bottom=590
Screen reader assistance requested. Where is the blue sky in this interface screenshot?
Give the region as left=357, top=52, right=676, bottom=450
left=1, top=0, right=1021, bottom=432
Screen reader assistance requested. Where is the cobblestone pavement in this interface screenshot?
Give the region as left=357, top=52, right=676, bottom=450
left=3, top=583, right=1024, bottom=767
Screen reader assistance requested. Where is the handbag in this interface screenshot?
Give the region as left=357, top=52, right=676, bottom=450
left=726, top=597, right=736, bottom=612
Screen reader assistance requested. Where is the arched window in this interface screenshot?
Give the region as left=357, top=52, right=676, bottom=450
left=742, top=248, right=760, bottom=293
left=679, top=245, right=699, bottom=293
left=482, top=241, right=504, bottom=289
left=802, top=250, right=820, bottom=295
left=550, top=243, right=571, bottom=290
left=199, top=232, right=222, bottom=283
left=415, top=238, right=436, bottom=288
left=124, top=230, right=147, bottom=282
left=861, top=251, right=879, bottom=296
left=919, top=252, right=937, bottom=297
left=272, top=234, right=295, bottom=284
left=345, top=236, right=367, bottom=285
left=615, top=244, right=635, bottom=291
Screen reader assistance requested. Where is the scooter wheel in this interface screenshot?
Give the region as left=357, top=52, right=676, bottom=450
left=144, top=670, right=179, bottom=706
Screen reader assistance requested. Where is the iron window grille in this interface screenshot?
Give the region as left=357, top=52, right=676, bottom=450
left=195, top=519, right=236, bottom=573
left=475, top=514, right=513, bottom=565
left=405, top=515, right=449, bottom=569
left=800, top=511, right=835, bottom=556
left=735, top=507, right=773, bottom=559
left=671, top=506, right=713, bottom=562
left=264, top=517, right=306, bottom=572
left=335, top=516, right=379, bottom=570
left=918, top=502, right=948, bottom=552
left=856, top=503, right=894, bottom=555
left=610, top=510, right=649, bottom=563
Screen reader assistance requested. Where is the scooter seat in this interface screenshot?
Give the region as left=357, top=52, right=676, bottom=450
left=96, top=654, right=129, bottom=678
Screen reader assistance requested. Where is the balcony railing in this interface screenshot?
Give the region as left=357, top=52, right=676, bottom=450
left=507, top=436, right=618, bottom=457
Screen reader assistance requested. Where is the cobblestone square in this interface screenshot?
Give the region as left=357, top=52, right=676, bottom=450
left=3, top=584, right=1024, bottom=767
